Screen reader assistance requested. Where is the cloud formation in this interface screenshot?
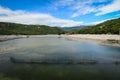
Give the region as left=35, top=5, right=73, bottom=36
left=52, top=0, right=120, bottom=17
left=95, top=0, right=120, bottom=16
left=0, top=6, right=83, bottom=27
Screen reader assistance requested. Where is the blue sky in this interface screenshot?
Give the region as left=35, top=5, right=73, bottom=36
left=0, top=0, right=120, bottom=27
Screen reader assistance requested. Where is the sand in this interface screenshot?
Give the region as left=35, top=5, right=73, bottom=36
left=0, top=34, right=120, bottom=47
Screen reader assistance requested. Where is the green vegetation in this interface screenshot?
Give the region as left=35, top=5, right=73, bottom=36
left=72, top=18, right=120, bottom=34
left=0, top=18, right=120, bottom=35
left=107, top=39, right=119, bottom=43
left=0, top=22, right=64, bottom=35
left=0, top=74, right=19, bottom=80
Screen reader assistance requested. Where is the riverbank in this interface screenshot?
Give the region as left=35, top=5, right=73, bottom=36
left=0, top=35, right=60, bottom=42
left=61, top=34, right=120, bottom=40
left=61, top=34, right=120, bottom=47
left=0, top=34, right=120, bottom=47
left=0, top=35, right=25, bottom=42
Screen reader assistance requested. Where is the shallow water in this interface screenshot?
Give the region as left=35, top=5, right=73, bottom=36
left=0, top=37, right=120, bottom=80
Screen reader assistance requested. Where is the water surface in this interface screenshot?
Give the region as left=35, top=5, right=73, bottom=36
left=0, top=37, right=120, bottom=80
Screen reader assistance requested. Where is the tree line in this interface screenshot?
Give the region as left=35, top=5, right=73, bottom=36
left=0, top=22, right=64, bottom=35
left=0, top=18, right=120, bottom=35
left=75, top=18, right=120, bottom=34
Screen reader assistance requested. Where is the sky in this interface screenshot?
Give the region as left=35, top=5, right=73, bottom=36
left=0, top=0, right=120, bottom=27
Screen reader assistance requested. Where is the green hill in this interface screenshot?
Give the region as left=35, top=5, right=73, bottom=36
left=0, top=22, right=64, bottom=35
left=1, top=18, right=119, bottom=35
left=77, top=18, right=120, bottom=34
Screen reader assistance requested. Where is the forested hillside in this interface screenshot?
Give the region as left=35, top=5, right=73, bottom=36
left=76, top=18, right=120, bottom=34
left=0, top=22, right=64, bottom=35
left=0, top=18, right=120, bottom=35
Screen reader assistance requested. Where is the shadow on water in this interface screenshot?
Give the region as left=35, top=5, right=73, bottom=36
left=0, top=62, right=120, bottom=80
left=0, top=37, right=120, bottom=80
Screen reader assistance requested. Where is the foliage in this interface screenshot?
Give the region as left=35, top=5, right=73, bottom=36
left=72, top=18, right=120, bottom=34
left=0, top=22, right=64, bottom=35
left=1, top=18, right=120, bottom=35
left=0, top=74, right=19, bottom=80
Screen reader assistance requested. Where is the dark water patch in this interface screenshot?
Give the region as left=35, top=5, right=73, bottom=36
left=0, top=63, right=120, bottom=80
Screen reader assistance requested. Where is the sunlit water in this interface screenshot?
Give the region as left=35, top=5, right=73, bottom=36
left=0, top=37, right=120, bottom=80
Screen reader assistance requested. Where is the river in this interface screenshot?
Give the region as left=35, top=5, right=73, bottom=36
left=0, top=37, right=120, bottom=80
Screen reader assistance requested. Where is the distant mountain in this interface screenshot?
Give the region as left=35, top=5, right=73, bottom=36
left=60, top=26, right=87, bottom=31
left=0, top=22, right=64, bottom=35
left=76, top=18, right=120, bottom=34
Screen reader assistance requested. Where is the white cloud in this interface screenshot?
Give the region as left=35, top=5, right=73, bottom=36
left=52, top=0, right=74, bottom=9
left=0, top=6, right=83, bottom=27
left=0, top=6, right=25, bottom=16
left=52, top=0, right=120, bottom=17
left=71, top=0, right=113, bottom=17
left=71, top=6, right=97, bottom=18
left=52, top=0, right=99, bottom=17
left=95, top=0, right=120, bottom=16
left=87, top=20, right=107, bottom=25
